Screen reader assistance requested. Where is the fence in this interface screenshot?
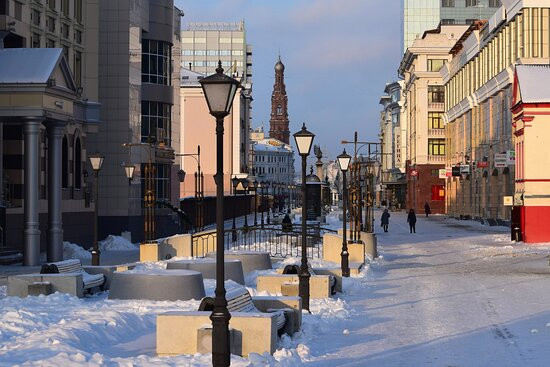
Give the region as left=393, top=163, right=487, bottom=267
left=191, top=223, right=337, bottom=259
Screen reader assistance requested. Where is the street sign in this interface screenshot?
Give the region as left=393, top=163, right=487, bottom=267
left=452, top=166, right=461, bottom=177
left=477, top=161, right=489, bottom=168
left=460, top=165, right=470, bottom=174
left=494, top=153, right=507, bottom=168
left=506, top=150, right=516, bottom=165
left=438, top=169, right=447, bottom=179
left=503, top=196, right=513, bottom=206
left=446, top=167, right=452, bottom=177
left=410, top=169, right=418, bottom=177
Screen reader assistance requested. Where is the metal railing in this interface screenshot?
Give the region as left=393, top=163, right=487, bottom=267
left=191, top=223, right=337, bottom=259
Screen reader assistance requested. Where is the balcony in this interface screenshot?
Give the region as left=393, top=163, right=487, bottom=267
left=428, top=128, right=445, bottom=137
left=428, top=102, right=445, bottom=110
left=428, top=155, right=445, bottom=163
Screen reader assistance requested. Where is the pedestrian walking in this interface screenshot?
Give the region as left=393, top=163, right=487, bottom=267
left=424, top=202, right=431, bottom=217
left=380, top=209, right=390, bottom=232
left=407, top=209, right=417, bottom=233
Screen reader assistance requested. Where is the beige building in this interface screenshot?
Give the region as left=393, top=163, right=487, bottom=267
left=179, top=67, right=249, bottom=197
left=399, top=24, right=468, bottom=214
left=441, top=1, right=550, bottom=223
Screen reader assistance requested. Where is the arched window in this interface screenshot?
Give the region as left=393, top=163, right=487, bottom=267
left=74, top=137, right=81, bottom=189
left=277, top=105, right=282, bottom=115
left=62, top=136, right=68, bottom=189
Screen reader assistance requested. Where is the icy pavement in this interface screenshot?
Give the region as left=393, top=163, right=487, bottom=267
left=309, top=211, right=550, bottom=366
left=2, top=211, right=550, bottom=366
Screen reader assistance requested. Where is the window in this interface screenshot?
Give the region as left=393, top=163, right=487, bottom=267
left=75, top=0, right=82, bottom=23
left=182, top=37, right=194, bottom=43
left=0, top=0, right=6, bottom=15
left=431, top=169, right=439, bottom=176
left=219, top=37, right=231, bottom=43
left=47, top=16, right=55, bottom=32
left=182, top=50, right=193, bottom=56
left=428, top=86, right=445, bottom=103
left=465, top=19, right=477, bottom=24
left=62, top=0, right=69, bottom=16
left=75, top=29, right=82, bottom=44
left=46, top=38, right=55, bottom=48
left=74, top=138, right=81, bottom=189
left=31, top=9, right=41, bottom=26
left=142, top=39, right=171, bottom=85
left=441, top=0, right=454, bottom=6
left=441, top=19, right=455, bottom=25
left=62, top=23, right=70, bottom=39
left=62, top=46, right=69, bottom=61
left=431, top=185, right=445, bottom=201
left=74, top=51, right=82, bottom=87
left=194, top=37, right=206, bottom=43
left=427, top=59, right=446, bottom=72
left=47, top=0, right=56, bottom=11
left=62, top=136, right=68, bottom=189
left=428, top=138, right=445, bottom=155
left=232, top=38, right=243, bottom=44
left=489, top=0, right=500, bottom=7
left=140, top=163, right=171, bottom=203
left=465, top=0, right=478, bottom=6
left=219, top=50, right=231, bottom=56
left=14, top=2, right=22, bottom=20
left=429, top=112, right=444, bottom=129
left=141, top=101, right=171, bottom=145
left=207, top=50, right=218, bottom=56
left=232, top=50, right=243, bottom=56
left=32, top=33, right=41, bottom=48
left=277, top=105, right=283, bottom=115
left=194, top=50, right=206, bottom=56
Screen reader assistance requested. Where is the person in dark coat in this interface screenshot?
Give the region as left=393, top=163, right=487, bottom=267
left=407, top=209, right=417, bottom=233
left=380, top=209, right=390, bottom=232
left=424, top=202, right=431, bottom=217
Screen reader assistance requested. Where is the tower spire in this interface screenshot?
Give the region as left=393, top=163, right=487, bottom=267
left=269, top=56, right=289, bottom=144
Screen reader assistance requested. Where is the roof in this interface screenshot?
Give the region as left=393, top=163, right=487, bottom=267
left=180, top=67, right=205, bottom=86
left=0, top=48, right=65, bottom=84
left=515, top=65, right=550, bottom=103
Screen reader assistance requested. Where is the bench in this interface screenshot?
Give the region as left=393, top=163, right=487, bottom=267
left=41, top=259, right=105, bottom=292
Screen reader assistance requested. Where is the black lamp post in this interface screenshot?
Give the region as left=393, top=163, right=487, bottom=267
left=241, top=178, right=249, bottom=229
left=231, top=176, right=239, bottom=242
left=265, top=181, right=271, bottom=224
left=260, top=182, right=265, bottom=228
left=293, top=122, right=315, bottom=311
left=337, top=149, right=351, bottom=277
left=252, top=179, right=258, bottom=226
left=89, top=153, right=104, bottom=266
left=199, top=61, right=240, bottom=367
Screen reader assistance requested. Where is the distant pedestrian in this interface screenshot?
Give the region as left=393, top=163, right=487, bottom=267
left=424, top=202, right=431, bottom=217
left=407, top=209, right=417, bottom=233
left=381, top=209, right=390, bottom=232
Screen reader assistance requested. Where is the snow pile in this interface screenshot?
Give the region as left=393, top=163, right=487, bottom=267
left=63, top=241, right=91, bottom=260
left=99, top=235, right=137, bottom=251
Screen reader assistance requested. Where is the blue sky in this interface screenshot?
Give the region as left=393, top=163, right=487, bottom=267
left=176, top=0, right=402, bottom=163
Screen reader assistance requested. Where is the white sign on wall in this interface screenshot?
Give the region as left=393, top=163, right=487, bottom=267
left=494, top=153, right=507, bottom=168
left=506, top=150, right=515, bottom=166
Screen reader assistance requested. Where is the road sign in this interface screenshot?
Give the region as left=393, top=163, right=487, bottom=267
left=452, top=166, right=461, bottom=177
left=460, top=165, right=470, bottom=174
left=410, top=169, right=418, bottom=177
left=477, top=161, right=488, bottom=168
left=495, top=153, right=507, bottom=168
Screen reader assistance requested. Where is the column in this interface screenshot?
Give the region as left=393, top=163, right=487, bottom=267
left=46, top=121, right=65, bottom=262
left=23, top=117, right=42, bottom=266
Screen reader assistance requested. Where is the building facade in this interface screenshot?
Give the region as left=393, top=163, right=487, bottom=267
left=379, top=80, right=407, bottom=209
left=399, top=24, right=469, bottom=214
left=90, top=0, right=183, bottom=242
left=441, top=1, right=550, bottom=225
left=250, top=128, right=294, bottom=187
left=269, top=57, right=290, bottom=144
left=402, top=0, right=501, bottom=52
left=179, top=67, right=249, bottom=197
left=0, top=0, right=100, bottom=263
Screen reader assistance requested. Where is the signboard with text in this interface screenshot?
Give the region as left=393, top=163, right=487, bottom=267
left=503, top=196, right=513, bottom=206
left=477, top=161, right=489, bottom=168
left=410, top=169, right=418, bottom=177
left=460, top=165, right=470, bottom=174
left=438, top=169, right=447, bottom=179
left=506, top=150, right=516, bottom=166
left=494, top=153, right=507, bottom=168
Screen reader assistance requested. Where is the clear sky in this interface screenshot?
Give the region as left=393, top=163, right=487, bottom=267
left=175, top=0, right=402, bottom=165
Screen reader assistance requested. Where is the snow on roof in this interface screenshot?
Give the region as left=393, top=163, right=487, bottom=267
left=0, top=48, right=63, bottom=84
left=516, top=65, right=550, bottom=103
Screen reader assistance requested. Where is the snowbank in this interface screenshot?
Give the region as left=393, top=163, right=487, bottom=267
left=99, top=235, right=137, bottom=251
left=63, top=241, right=91, bottom=260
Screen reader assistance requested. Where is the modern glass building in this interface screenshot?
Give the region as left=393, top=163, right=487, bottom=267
left=402, top=0, right=502, bottom=52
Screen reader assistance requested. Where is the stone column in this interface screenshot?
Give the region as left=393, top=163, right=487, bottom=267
left=23, top=117, right=42, bottom=266
left=46, top=121, right=65, bottom=262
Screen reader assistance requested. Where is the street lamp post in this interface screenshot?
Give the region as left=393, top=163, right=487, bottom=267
left=89, top=153, right=104, bottom=266
left=241, top=178, right=249, bottom=229
left=175, top=146, right=203, bottom=231
left=265, top=181, right=271, bottom=224
left=199, top=61, right=240, bottom=367
left=231, top=176, right=239, bottom=242
left=337, top=150, right=351, bottom=277
left=293, top=123, right=315, bottom=311
left=252, top=180, right=259, bottom=226
left=260, top=182, right=265, bottom=228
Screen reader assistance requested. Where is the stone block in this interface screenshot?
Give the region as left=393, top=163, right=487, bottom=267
left=323, top=232, right=365, bottom=264
left=27, top=282, right=51, bottom=296
left=8, top=273, right=83, bottom=298
left=161, top=234, right=193, bottom=259
left=197, top=326, right=241, bottom=355
left=256, top=274, right=331, bottom=298
left=139, top=243, right=159, bottom=262
left=312, top=268, right=343, bottom=293
left=359, top=231, right=378, bottom=258
left=157, top=311, right=277, bottom=357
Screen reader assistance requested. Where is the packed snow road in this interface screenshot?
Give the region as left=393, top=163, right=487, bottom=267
left=310, top=211, right=550, bottom=367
